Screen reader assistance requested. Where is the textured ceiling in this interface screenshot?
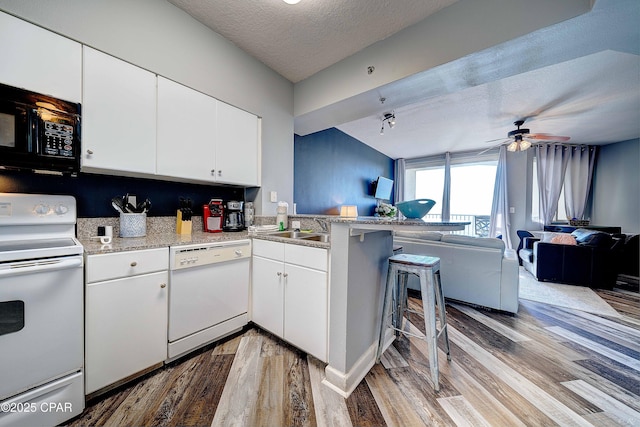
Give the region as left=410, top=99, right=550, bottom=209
left=167, top=0, right=457, bottom=83
left=168, top=0, right=639, bottom=159
left=337, top=50, right=640, bottom=159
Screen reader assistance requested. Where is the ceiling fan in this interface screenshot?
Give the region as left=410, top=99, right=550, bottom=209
left=483, top=120, right=570, bottom=153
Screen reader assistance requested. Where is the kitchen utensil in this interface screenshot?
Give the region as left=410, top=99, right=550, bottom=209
left=111, top=197, right=125, bottom=213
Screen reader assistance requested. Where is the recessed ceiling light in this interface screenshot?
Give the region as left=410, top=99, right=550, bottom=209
left=283, top=0, right=301, bottom=4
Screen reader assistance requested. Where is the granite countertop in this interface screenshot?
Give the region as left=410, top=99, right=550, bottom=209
left=250, top=232, right=330, bottom=249
left=291, top=214, right=469, bottom=227
left=80, top=230, right=251, bottom=255
left=78, top=215, right=467, bottom=255
left=322, top=216, right=469, bottom=226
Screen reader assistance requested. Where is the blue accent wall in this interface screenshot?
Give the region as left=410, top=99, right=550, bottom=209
left=0, top=169, right=245, bottom=218
left=294, top=128, right=394, bottom=215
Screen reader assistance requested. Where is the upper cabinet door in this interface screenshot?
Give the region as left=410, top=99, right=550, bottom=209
left=156, top=77, right=217, bottom=182
left=216, top=101, right=260, bottom=186
left=0, top=11, right=81, bottom=102
left=82, top=47, right=157, bottom=175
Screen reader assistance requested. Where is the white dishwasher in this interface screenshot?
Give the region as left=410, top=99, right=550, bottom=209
left=168, top=239, right=250, bottom=361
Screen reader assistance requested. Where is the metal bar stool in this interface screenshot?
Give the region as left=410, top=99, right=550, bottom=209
left=376, top=253, right=451, bottom=391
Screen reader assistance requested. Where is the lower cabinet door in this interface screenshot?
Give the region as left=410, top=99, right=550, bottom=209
left=284, top=264, right=327, bottom=362
left=251, top=256, right=284, bottom=337
left=85, top=271, right=168, bottom=394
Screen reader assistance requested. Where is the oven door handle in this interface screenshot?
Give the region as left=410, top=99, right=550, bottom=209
left=0, top=257, right=83, bottom=278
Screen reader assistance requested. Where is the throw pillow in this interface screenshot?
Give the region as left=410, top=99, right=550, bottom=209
left=550, top=234, right=577, bottom=245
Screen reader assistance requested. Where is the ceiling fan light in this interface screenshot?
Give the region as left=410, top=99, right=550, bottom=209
left=520, top=139, right=532, bottom=151
left=282, top=0, right=301, bottom=4
left=507, top=141, right=519, bottom=152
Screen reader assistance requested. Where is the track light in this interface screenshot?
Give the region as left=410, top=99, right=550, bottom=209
left=380, top=112, right=396, bottom=135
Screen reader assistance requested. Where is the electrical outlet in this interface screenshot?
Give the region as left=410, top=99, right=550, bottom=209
left=292, top=220, right=301, bottom=229
left=270, top=191, right=277, bottom=202
left=509, top=207, right=515, bottom=214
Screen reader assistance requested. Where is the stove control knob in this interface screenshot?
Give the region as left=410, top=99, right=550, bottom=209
left=34, top=203, right=51, bottom=215
left=54, top=204, right=69, bottom=215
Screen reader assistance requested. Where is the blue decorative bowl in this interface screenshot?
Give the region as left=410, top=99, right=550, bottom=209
left=396, top=199, right=436, bottom=219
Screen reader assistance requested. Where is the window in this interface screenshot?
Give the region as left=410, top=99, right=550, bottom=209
left=405, top=151, right=498, bottom=235
left=414, top=167, right=444, bottom=216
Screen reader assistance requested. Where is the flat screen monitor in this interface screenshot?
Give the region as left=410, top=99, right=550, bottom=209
left=374, top=176, right=393, bottom=200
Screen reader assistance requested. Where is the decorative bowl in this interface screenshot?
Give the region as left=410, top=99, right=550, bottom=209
left=396, top=199, right=436, bottom=219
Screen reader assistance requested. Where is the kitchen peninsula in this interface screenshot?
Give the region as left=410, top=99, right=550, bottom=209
left=321, top=216, right=468, bottom=397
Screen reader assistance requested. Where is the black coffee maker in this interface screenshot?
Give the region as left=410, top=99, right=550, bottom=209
left=223, top=200, right=245, bottom=231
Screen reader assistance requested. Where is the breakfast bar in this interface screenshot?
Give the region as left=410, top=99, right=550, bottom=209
left=321, top=217, right=468, bottom=397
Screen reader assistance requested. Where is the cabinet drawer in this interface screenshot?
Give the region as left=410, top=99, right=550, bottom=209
left=285, top=244, right=328, bottom=271
left=86, top=247, right=169, bottom=283
left=252, top=239, right=285, bottom=261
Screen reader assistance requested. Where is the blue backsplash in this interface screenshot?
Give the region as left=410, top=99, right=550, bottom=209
left=0, top=169, right=246, bottom=218
left=294, top=128, right=394, bottom=216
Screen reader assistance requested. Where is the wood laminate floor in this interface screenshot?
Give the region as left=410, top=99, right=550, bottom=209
left=68, top=287, right=640, bottom=427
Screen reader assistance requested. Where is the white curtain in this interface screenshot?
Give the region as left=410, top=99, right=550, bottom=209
left=564, top=146, right=597, bottom=220
left=394, top=158, right=406, bottom=205
left=442, top=152, right=451, bottom=221
left=489, top=146, right=512, bottom=248
left=536, top=144, right=569, bottom=225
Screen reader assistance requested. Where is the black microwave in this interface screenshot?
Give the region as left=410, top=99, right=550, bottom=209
left=0, top=82, right=81, bottom=175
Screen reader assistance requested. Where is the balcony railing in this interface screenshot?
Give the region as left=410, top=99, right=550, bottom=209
left=422, top=214, right=491, bottom=237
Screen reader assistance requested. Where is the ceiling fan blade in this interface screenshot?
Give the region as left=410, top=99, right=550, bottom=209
left=477, top=141, right=506, bottom=155
left=528, top=133, right=571, bottom=141
left=484, top=138, right=509, bottom=143
left=477, top=145, right=499, bottom=156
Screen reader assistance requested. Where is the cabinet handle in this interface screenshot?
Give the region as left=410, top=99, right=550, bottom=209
left=130, top=261, right=137, bottom=267
left=211, top=169, right=215, bottom=175
left=160, top=283, right=167, bottom=288
left=218, top=170, right=222, bottom=176
left=277, top=272, right=282, bottom=277
left=283, top=273, right=288, bottom=278
left=87, top=149, right=94, bottom=155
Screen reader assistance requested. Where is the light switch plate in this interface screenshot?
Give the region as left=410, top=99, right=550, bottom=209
left=270, top=191, right=277, bottom=202
left=292, top=220, right=301, bottom=229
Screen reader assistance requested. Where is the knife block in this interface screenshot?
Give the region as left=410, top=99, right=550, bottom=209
left=176, top=210, right=192, bottom=235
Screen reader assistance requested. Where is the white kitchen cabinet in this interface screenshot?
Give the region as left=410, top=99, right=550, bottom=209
left=156, top=77, right=217, bottom=182
left=216, top=101, right=260, bottom=186
left=85, top=248, right=168, bottom=395
left=251, top=256, right=285, bottom=337
left=82, top=46, right=157, bottom=175
left=252, top=240, right=328, bottom=361
left=0, top=11, right=81, bottom=102
left=157, top=76, right=260, bottom=186
left=282, top=262, right=327, bottom=360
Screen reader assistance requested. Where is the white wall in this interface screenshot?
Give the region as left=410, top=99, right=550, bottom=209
left=0, top=0, right=294, bottom=215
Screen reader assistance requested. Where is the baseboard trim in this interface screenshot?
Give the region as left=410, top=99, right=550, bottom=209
left=322, top=331, right=394, bottom=398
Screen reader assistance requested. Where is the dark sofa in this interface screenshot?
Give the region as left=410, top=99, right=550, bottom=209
left=519, top=228, right=623, bottom=289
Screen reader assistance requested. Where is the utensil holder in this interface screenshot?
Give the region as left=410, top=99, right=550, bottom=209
left=119, top=213, right=147, bottom=237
